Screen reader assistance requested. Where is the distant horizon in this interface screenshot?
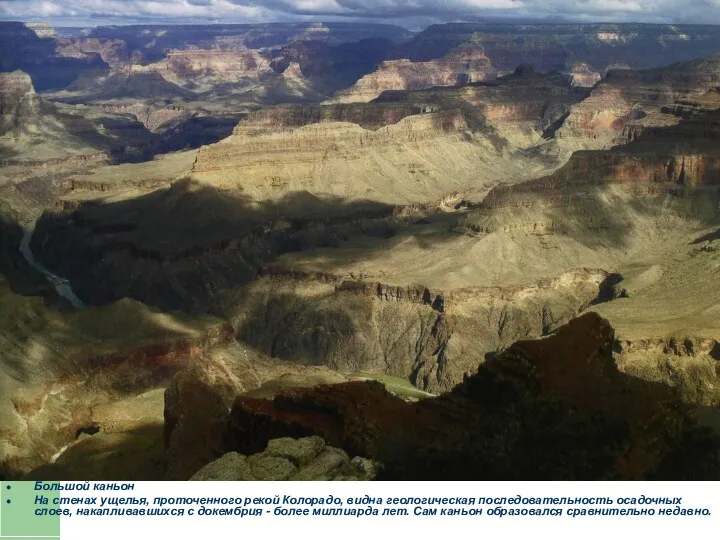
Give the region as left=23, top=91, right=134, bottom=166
left=4, top=16, right=720, bottom=34
left=2, top=0, right=720, bottom=31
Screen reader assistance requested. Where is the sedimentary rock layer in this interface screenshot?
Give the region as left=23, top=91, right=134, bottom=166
left=166, top=313, right=720, bottom=480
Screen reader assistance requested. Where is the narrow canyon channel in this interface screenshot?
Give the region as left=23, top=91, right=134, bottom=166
left=19, top=226, right=85, bottom=309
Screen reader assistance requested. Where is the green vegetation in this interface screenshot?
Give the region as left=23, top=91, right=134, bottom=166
left=348, top=372, right=435, bottom=400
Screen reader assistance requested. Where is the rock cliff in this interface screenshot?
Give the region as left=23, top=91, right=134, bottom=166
left=333, top=23, right=720, bottom=102
left=189, top=70, right=581, bottom=206
left=0, top=21, right=108, bottom=91
left=328, top=45, right=495, bottom=103
left=0, top=71, right=109, bottom=163
left=165, top=313, right=720, bottom=480
left=25, top=22, right=57, bottom=39
left=558, top=55, right=720, bottom=149
left=225, top=268, right=609, bottom=393
left=133, top=50, right=274, bottom=92
left=1, top=71, right=51, bottom=137
left=54, top=38, right=133, bottom=65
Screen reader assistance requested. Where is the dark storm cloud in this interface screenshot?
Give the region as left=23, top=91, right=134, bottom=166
left=223, top=0, right=523, bottom=19
left=1, top=0, right=720, bottom=26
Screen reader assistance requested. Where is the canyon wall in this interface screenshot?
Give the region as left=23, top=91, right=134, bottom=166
left=333, top=23, right=720, bottom=103
left=166, top=313, right=720, bottom=480
left=223, top=268, right=608, bottom=393
left=328, top=46, right=496, bottom=103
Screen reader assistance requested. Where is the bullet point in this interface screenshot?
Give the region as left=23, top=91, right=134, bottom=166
left=6, top=499, right=10, bottom=504
left=6, top=485, right=10, bottom=490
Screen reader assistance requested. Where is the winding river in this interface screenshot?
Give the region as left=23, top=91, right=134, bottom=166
left=19, top=228, right=84, bottom=309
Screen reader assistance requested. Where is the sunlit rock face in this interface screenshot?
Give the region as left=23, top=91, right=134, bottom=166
left=328, top=46, right=496, bottom=104
left=334, top=23, right=720, bottom=102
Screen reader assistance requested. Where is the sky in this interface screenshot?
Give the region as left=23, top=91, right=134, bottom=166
left=1, top=0, right=720, bottom=29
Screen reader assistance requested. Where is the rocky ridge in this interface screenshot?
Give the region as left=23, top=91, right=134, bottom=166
left=328, top=45, right=496, bottom=103
left=133, top=50, right=275, bottom=93
left=164, top=313, right=720, bottom=480
left=4, top=32, right=720, bottom=484
left=334, top=23, right=720, bottom=102
left=558, top=55, right=720, bottom=149
left=85, top=23, right=413, bottom=63
left=54, top=38, right=133, bottom=66
left=189, top=69, right=583, bottom=206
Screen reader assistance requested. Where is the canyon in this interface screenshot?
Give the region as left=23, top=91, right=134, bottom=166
left=0, top=20, right=719, bottom=481
left=332, top=23, right=720, bottom=102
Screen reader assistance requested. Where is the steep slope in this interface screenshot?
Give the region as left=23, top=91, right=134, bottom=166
left=54, top=37, right=133, bottom=66
left=0, top=260, right=363, bottom=479
left=333, top=22, right=720, bottom=103
left=558, top=54, right=720, bottom=150
left=190, top=69, right=584, bottom=206
left=0, top=22, right=108, bottom=91
left=164, top=313, right=720, bottom=481
left=328, top=45, right=495, bottom=103
left=0, top=271, right=230, bottom=477
left=453, top=108, right=720, bottom=400
left=132, top=50, right=274, bottom=93
left=86, top=23, right=413, bottom=64
left=1, top=71, right=55, bottom=137
left=0, top=71, right=108, bottom=162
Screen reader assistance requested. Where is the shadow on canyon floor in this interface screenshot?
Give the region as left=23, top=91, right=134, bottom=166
left=22, top=423, right=165, bottom=481
left=184, top=314, right=720, bottom=481
left=72, top=112, right=241, bottom=165
left=28, top=180, right=401, bottom=310
left=0, top=204, right=56, bottom=299
left=28, top=169, right=720, bottom=314
left=693, top=227, right=720, bottom=244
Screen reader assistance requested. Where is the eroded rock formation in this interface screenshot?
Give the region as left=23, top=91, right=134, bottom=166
left=227, top=268, right=609, bottom=393
left=55, top=38, right=132, bottom=65
left=5, top=27, right=720, bottom=484
left=329, top=45, right=495, bottom=103
left=133, top=50, right=274, bottom=92
left=0, top=22, right=108, bottom=91
left=165, top=313, right=720, bottom=480
left=334, top=23, right=720, bottom=102
left=558, top=55, right=720, bottom=149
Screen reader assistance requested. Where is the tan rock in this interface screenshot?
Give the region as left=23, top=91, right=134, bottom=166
left=190, top=452, right=255, bottom=481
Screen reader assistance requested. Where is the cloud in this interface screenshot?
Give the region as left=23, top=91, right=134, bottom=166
left=1, top=0, right=720, bottom=26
